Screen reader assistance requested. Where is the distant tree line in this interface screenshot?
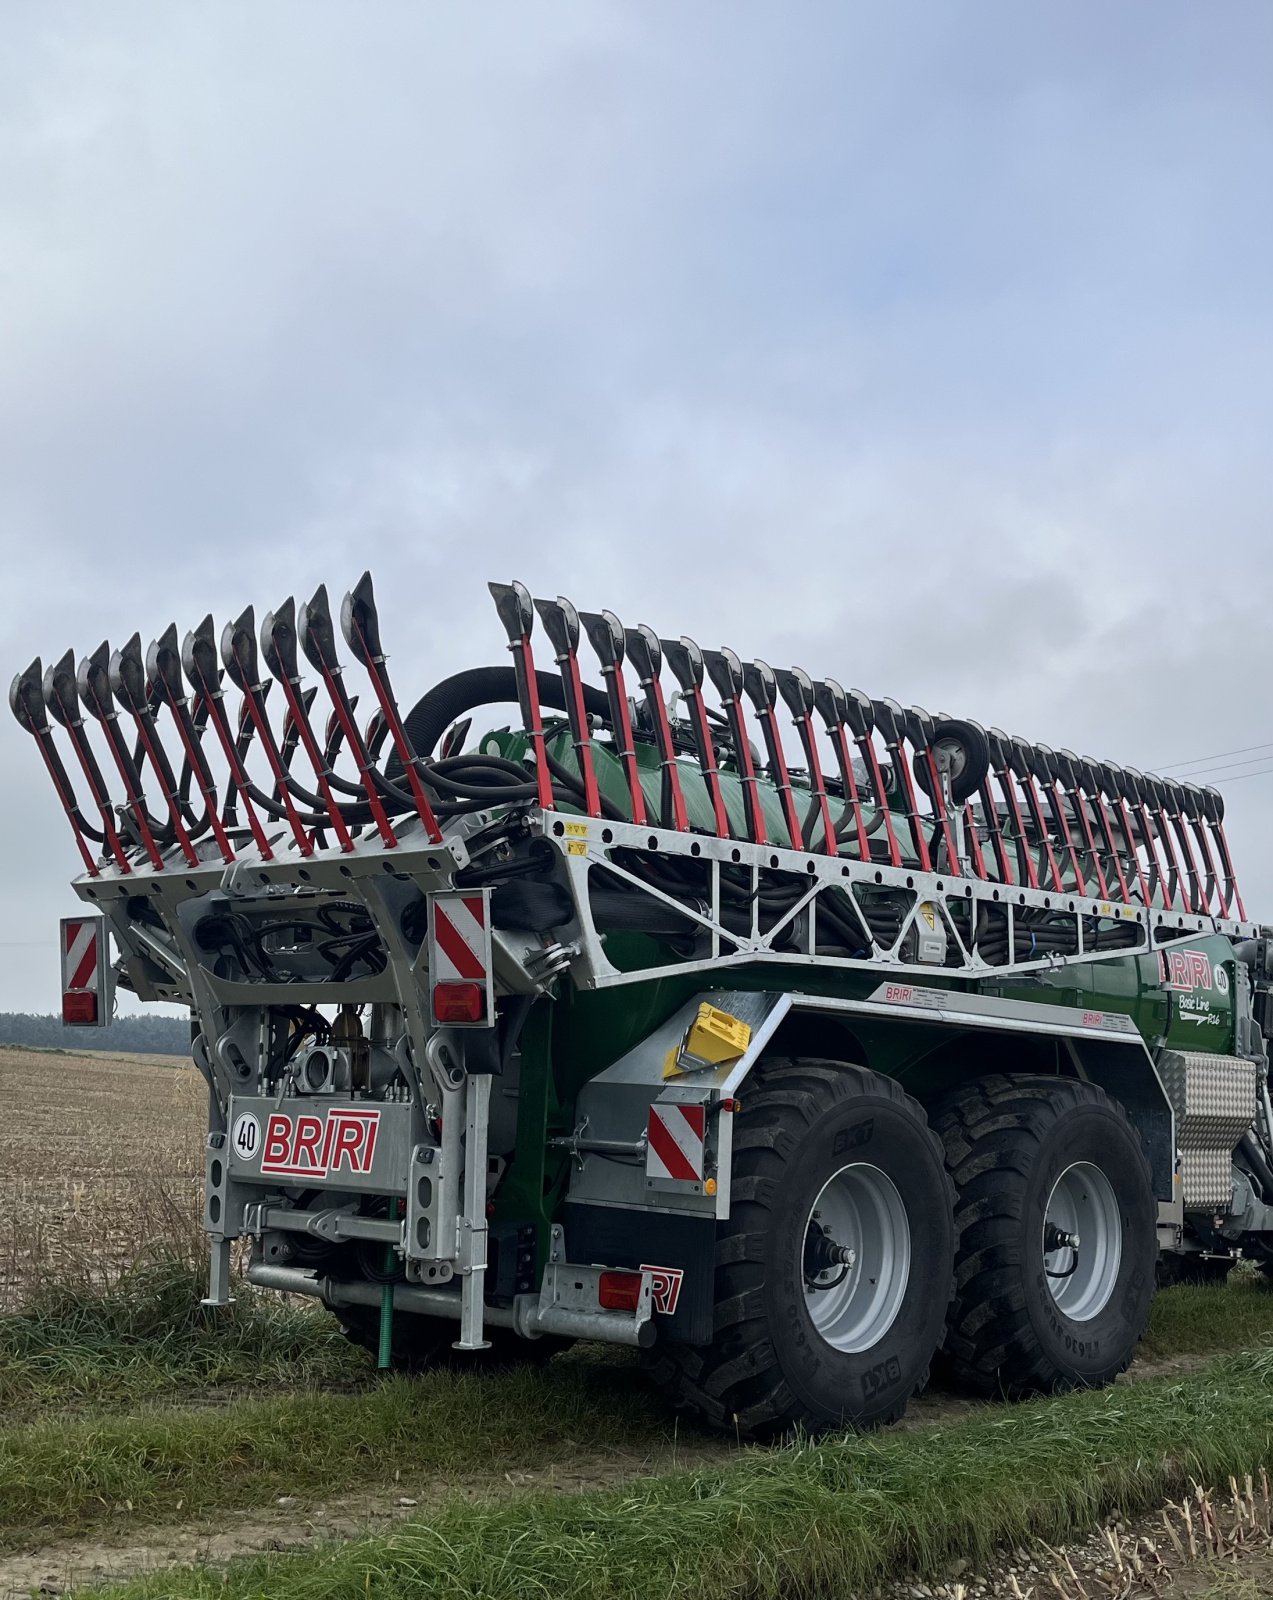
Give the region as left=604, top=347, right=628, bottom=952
left=0, top=1011, right=192, bottom=1055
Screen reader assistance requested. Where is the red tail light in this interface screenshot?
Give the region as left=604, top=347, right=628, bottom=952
left=432, top=981, right=486, bottom=1024
left=62, top=991, right=97, bottom=1025
left=598, top=1270, right=643, bottom=1312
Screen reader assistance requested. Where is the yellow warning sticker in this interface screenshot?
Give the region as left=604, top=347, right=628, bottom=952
left=567, top=839, right=588, bottom=857
left=564, top=821, right=588, bottom=837
left=920, top=902, right=937, bottom=930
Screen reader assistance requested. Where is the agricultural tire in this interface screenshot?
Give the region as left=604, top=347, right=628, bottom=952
left=331, top=1303, right=569, bottom=1371
left=935, top=1075, right=1156, bottom=1397
left=1246, top=1239, right=1273, bottom=1286
left=912, top=720, right=991, bottom=807
left=645, top=1057, right=954, bottom=1440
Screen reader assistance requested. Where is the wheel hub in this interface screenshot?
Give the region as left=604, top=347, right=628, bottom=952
left=933, top=736, right=968, bottom=783
left=802, top=1162, right=911, bottom=1354
left=1042, top=1162, right=1121, bottom=1321
left=804, top=1221, right=857, bottom=1281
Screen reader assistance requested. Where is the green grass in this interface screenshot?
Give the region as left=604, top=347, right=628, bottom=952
left=0, top=1338, right=681, bottom=1552
left=8, top=1257, right=1265, bottom=1427
left=0, top=1255, right=358, bottom=1421
left=1141, top=1268, right=1273, bottom=1362
left=84, top=1347, right=1273, bottom=1600
left=0, top=1262, right=1268, bottom=1552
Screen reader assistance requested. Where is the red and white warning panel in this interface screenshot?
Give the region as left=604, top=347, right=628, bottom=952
left=427, top=888, right=495, bottom=1027
left=60, top=915, right=112, bottom=1027
left=646, top=1101, right=707, bottom=1185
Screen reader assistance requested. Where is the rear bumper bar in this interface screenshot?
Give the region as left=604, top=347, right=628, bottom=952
left=246, top=1260, right=655, bottom=1349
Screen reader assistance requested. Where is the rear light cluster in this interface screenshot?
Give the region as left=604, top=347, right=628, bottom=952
left=598, top=1270, right=644, bottom=1312
left=61, top=991, right=97, bottom=1025
left=431, top=981, right=486, bottom=1024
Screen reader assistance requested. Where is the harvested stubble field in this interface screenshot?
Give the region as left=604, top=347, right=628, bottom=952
left=0, top=1045, right=205, bottom=1309
left=1, top=1044, right=1272, bottom=1600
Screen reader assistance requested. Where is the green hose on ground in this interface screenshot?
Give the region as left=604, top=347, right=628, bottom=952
left=378, top=1212, right=399, bottom=1370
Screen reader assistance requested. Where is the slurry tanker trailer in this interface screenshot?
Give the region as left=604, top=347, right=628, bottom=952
left=11, top=575, right=1273, bottom=1435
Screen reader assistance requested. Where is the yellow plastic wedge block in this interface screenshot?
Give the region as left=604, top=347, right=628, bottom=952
left=663, top=1002, right=753, bottom=1078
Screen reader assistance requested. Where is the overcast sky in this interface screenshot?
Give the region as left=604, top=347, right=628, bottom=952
left=2, top=4, right=1271, bottom=1014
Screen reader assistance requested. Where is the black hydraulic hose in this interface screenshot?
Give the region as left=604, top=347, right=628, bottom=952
left=393, top=666, right=611, bottom=771
left=590, top=889, right=710, bottom=935
left=345, top=661, right=629, bottom=821
left=398, top=749, right=619, bottom=821
left=412, top=753, right=539, bottom=801
left=127, top=696, right=205, bottom=840
left=171, top=697, right=218, bottom=840
left=250, top=744, right=521, bottom=823
left=122, top=745, right=174, bottom=842
left=321, top=766, right=374, bottom=801
left=239, top=757, right=591, bottom=830
left=73, top=815, right=109, bottom=846
left=805, top=892, right=872, bottom=945
left=322, top=747, right=510, bottom=813
left=236, top=776, right=349, bottom=830
left=599, top=851, right=790, bottom=918
left=544, top=745, right=628, bottom=822
left=271, top=762, right=334, bottom=814
left=616, top=851, right=803, bottom=910
left=133, top=671, right=584, bottom=851
left=122, top=663, right=680, bottom=848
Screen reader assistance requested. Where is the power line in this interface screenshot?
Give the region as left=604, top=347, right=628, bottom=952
left=1155, top=740, right=1273, bottom=774
left=1205, top=765, right=1273, bottom=785
left=1164, top=754, right=1273, bottom=782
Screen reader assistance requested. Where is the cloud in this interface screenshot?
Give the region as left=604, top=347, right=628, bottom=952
left=2, top=3, right=1271, bottom=1009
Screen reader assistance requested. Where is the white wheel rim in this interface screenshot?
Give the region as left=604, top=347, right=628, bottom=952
left=1043, top=1161, right=1122, bottom=1322
left=802, top=1162, right=911, bottom=1353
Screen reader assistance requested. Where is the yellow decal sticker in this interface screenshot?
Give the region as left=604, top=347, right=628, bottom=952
left=567, top=839, right=588, bottom=856
left=564, top=821, right=588, bottom=837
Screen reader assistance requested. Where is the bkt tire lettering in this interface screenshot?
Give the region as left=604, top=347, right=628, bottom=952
left=833, top=1119, right=874, bottom=1156
left=259, top=1109, right=380, bottom=1179
left=862, top=1355, right=901, bottom=1398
